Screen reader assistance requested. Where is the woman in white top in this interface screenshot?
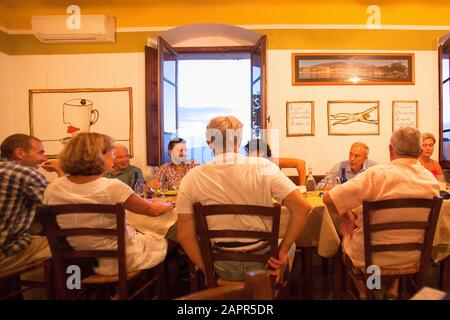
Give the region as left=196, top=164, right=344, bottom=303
left=44, top=132, right=173, bottom=275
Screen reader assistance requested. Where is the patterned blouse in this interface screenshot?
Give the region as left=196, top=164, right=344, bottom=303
left=153, top=160, right=199, bottom=188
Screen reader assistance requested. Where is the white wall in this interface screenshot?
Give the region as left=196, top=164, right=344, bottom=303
left=267, top=50, right=440, bottom=175
left=4, top=53, right=152, bottom=177
left=0, top=49, right=440, bottom=177
left=0, top=52, right=13, bottom=139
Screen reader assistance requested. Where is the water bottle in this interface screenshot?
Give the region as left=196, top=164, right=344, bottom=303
left=305, top=168, right=317, bottom=191
left=132, top=171, right=144, bottom=196
left=340, top=167, right=347, bottom=184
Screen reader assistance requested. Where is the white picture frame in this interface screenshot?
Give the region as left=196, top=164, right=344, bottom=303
left=286, top=101, right=315, bottom=136
left=392, top=100, right=418, bottom=131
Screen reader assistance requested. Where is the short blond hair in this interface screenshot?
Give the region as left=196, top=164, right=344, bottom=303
left=59, top=132, right=114, bottom=176
left=206, top=115, right=243, bottom=152
left=422, top=133, right=436, bottom=144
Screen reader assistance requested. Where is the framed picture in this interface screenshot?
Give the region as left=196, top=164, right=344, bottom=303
left=292, top=53, right=414, bottom=85
left=286, top=101, right=315, bottom=136
left=392, top=100, right=418, bottom=131
left=327, top=100, right=380, bottom=135
left=29, top=87, right=133, bottom=158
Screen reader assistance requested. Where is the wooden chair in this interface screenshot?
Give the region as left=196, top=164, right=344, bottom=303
left=37, top=203, right=163, bottom=300
left=192, top=203, right=288, bottom=295
left=0, top=259, right=53, bottom=300
left=343, top=197, right=443, bottom=300
left=178, top=269, right=273, bottom=300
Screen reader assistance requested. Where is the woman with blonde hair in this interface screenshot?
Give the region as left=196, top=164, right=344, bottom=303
left=419, top=132, right=443, bottom=180
left=44, top=132, right=173, bottom=275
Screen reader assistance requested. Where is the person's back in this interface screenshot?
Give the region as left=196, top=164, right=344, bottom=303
left=177, top=154, right=291, bottom=235
left=44, top=132, right=172, bottom=276
left=176, top=116, right=311, bottom=282
left=336, top=159, right=439, bottom=268
left=324, top=127, right=439, bottom=269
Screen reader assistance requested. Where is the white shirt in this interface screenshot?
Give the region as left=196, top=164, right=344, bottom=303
left=329, top=158, right=439, bottom=268
left=176, top=153, right=297, bottom=243
left=44, top=177, right=167, bottom=275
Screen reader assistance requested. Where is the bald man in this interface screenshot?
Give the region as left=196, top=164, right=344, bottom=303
left=104, top=145, right=144, bottom=187
left=317, top=142, right=377, bottom=189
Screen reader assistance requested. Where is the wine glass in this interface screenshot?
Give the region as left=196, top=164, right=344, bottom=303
left=148, top=181, right=162, bottom=199
left=160, top=179, right=169, bottom=199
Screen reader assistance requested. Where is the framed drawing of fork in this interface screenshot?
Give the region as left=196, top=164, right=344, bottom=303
left=327, top=100, right=380, bottom=135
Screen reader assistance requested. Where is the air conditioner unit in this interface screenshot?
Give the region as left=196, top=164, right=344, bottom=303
left=31, top=15, right=115, bottom=44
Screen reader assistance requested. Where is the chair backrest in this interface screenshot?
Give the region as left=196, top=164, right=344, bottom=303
left=193, top=203, right=281, bottom=287
left=178, top=269, right=273, bottom=300
left=362, top=197, right=443, bottom=283
left=37, top=203, right=128, bottom=299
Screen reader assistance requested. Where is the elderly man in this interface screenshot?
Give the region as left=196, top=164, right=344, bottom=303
left=176, top=116, right=312, bottom=281
left=317, top=142, right=377, bottom=189
left=323, top=127, right=439, bottom=272
left=0, top=134, right=59, bottom=272
left=104, top=144, right=144, bottom=188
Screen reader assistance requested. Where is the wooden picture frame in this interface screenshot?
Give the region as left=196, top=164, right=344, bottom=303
left=327, top=100, right=380, bottom=135
left=29, top=87, right=133, bottom=158
left=392, top=100, right=418, bottom=131
left=292, top=53, right=414, bottom=85
left=286, top=101, right=315, bottom=136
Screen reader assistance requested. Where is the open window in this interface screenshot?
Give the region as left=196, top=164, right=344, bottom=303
left=145, top=35, right=267, bottom=165
left=439, top=35, right=450, bottom=167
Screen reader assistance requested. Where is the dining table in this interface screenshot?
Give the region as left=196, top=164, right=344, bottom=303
left=126, top=192, right=450, bottom=295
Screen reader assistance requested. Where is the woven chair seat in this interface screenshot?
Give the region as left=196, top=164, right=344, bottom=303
left=0, top=259, right=48, bottom=279
left=351, top=264, right=419, bottom=276
left=82, top=270, right=141, bottom=284
left=217, top=277, right=244, bottom=287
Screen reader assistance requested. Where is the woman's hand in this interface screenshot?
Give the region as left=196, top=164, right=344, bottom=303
left=41, top=160, right=65, bottom=177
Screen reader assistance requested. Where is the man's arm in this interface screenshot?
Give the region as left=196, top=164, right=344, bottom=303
left=278, top=158, right=306, bottom=186
left=323, top=191, right=355, bottom=237
left=316, top=162, right=340, bottom=190
left=177, top=214, right=205, bottom=273
left=279, top=189, right=311, bottom=254
left=267, top=189, right=311, bottom=275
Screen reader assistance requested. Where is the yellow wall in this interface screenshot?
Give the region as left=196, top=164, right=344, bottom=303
left=2, top=0, right=450, bottom=29
left=1, top=1, right=449, bottom=55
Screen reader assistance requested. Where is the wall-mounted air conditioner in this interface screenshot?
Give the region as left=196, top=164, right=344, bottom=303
left=31, top=15, right=115, bottom=44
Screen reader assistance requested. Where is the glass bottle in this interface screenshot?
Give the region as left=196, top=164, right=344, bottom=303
left=132, top=171, right=144, bottom=196
left=340, top=167, right=347, bottom=184
left=305, top=167, right=317, bottom=191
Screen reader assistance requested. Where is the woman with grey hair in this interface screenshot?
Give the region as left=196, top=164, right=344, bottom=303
left=44, top=132, right=173, bottom=275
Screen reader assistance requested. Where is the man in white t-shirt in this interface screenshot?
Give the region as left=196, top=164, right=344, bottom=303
left=323, top=127, right=439, bottom=270
left=176, top=116, right=312, bottom=281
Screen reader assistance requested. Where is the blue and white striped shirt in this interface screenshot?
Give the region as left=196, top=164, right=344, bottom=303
left=0, top=159, right=47, bottom=259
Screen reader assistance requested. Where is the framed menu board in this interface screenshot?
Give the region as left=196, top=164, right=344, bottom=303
left=286, top=101, right=315, bottom=136
left=392, top=100, right=418, bottom=131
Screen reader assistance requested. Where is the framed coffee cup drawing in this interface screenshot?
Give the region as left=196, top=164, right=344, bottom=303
left=29, top=87, right=133, bottom=158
